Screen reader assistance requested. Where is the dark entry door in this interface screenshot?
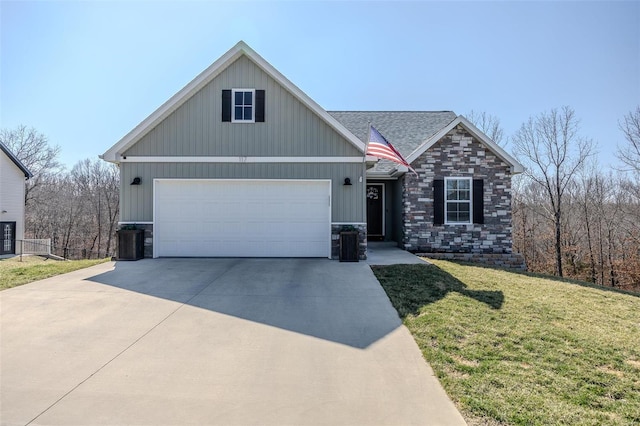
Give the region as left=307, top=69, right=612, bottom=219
left=366, top=184, right=384, bottom=238
left=1, top=222, right=16, bottom=255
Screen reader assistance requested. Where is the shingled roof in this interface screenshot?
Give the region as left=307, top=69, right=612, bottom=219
left=328, top=111, right=457, bottom=173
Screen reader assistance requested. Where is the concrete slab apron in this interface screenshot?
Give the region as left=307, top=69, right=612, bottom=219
left=0, top=259, right=465, bottom=426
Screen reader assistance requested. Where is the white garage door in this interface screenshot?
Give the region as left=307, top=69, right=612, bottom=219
left=154, top=179, right=331, bottom=258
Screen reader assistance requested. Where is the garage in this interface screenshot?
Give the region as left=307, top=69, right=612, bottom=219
left=153, top=179, right=331, bottom=258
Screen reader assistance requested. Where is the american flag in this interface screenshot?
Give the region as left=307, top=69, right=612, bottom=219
left=366, top=125, right=417, bottom=175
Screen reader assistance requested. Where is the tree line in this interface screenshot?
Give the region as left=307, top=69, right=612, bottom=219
left=1, top=125, right=119, bottom=260
left=3, top=105, right=639, bottom=291
left=471, top=106, right=640, bottom=292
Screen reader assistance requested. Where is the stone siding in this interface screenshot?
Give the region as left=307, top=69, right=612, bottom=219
left=421, top=252, right=526, bottom=270
left=331, top=224, right=367, bottom=260
left=402, top=125, right=514, bottom=256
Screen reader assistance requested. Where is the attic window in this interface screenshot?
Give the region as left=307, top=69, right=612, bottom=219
left=232, top=89, right=254, bottom=122
left=222, top=89, right=265, bottom=123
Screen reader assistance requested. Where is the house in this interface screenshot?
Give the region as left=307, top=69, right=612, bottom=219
left=331, top=112, right=526, bottom=268
left=0, top=142, right=32, bottom=255
left=102, top=41, right=525, bottom=267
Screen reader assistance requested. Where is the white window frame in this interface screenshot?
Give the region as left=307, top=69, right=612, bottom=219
left=444, top=177, right=472, bottom=225
left=231, top=88, right=255, bottom=123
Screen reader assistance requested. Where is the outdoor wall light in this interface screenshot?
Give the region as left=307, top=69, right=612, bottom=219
left=131, top=177, right=142, bottom=185
left=343, top=177, right=352, bottom=186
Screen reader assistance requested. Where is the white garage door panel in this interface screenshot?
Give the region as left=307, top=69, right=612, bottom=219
left=154, top=180, right=330, bottom=258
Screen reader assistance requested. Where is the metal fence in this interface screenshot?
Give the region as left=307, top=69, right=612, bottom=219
left=14, top=239, right=113, bottom=261
left=19, top=239, right=51, bottom=256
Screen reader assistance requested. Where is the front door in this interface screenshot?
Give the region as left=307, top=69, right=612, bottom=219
left=0, top=222, right=16, bottom=255
left=366, top=184, right=384, bottom=239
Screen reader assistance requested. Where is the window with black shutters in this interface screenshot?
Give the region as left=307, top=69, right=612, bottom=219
left=433, top=178, right=484, bottom=225
left=222, top=89, right=265, bottom=123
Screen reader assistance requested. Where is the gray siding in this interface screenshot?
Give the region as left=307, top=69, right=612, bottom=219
left=120, top=162, right=365, bottom=223
left=124, top=56, right=362, bottom=158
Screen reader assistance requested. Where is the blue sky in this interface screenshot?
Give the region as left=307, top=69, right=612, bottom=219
left=1, top=1, right=638, bottom=169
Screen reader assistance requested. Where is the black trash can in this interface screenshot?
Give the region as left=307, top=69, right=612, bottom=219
left=117, top=229, right=145, bottom=260
left=339, top=231, right=359, bottom=262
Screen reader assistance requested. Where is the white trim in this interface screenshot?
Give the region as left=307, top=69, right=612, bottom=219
left=231, top=88, right=255, bottom=123
left=366, top=183, right=385, bottom=237
left=102, top=41, right=365, bottom=163
left=405, top=115, right=525, bottom=174
left=118, top=221, right=153, bottom=225
left=444, top=177, right=472, bottom=225
left=153, top=178, right=332, bottom=259
left=365, top=170, right=400, bottom=181
left=331, top=222, right=367, bottom=226
left=119, top=156, right=365, bottom=163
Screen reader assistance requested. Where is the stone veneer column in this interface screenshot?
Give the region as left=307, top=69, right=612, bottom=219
left=331, top=224, right=367, bottom=260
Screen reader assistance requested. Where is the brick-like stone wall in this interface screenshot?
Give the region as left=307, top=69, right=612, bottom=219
left=402, top=125, right=514, bottom=255
left=421, top=252, right=526, bottom=270
left=331, top=224, right=367, bottom=260
left=137, top=224, right=154, bottom=258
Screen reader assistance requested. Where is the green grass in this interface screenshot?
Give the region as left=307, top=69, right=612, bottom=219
left=0, top=256, right=110, bottom=290
left=372, top=260, right=640, bottom=426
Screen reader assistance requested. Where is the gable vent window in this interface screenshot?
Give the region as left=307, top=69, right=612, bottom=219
left=222, top=89, right=265, bottom=123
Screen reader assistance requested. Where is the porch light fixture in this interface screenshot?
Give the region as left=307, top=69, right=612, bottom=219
left=343, top=178, right=352, bottom=186
left=131, top=177, right=142, bottom=185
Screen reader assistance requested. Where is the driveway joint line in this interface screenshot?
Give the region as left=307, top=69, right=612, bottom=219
left=25, top=261, right=240, bottom=425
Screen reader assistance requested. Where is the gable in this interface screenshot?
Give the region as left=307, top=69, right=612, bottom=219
left=123, top=56, right=362, bottom=158
left=406, top=116, right=524, bottom=174
left=413, top=126, right=513, bottom=176
left=102, top=42, right=364, bottom=163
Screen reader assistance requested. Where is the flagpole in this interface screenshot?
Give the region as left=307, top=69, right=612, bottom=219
left=363, top=120, right=371, bottom=178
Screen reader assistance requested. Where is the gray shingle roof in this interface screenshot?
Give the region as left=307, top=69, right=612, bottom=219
left=329, top=111, right=457, bottom=173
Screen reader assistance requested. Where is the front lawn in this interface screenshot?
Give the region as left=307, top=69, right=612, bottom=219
left=372, top=260, right=640, bottom=426
left=0, top=256, right=110, bottom=290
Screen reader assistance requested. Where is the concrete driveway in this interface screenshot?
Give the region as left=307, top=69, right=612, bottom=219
left=1, top=258, right=465, bottom=425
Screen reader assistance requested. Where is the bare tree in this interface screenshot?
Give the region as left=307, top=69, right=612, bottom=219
left=466, top=110, right=505, bottom=145
left=0, top=125, right=61, bottom=203
left=512, top=106, right=595, bottom=277
left=71, top=159, right=119, bottom=258
left=617, top=106, right=640, bottom=174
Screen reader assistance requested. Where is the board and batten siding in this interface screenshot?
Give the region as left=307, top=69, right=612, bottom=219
left=120, top=162, right=366, bottom=223
left=123, top=56, right=362, bottom=158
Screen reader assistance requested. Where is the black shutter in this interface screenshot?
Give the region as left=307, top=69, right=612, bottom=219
left=433, top=179, right=444, bottom=225
left=221, top=90, right=231, bottom=122
left=473, top=179, right=484, bottom=224
left=255, top=90, right=265, bottom=122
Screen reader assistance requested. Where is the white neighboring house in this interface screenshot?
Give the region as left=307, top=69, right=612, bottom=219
left=0, top=142, right=32, bottom=255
